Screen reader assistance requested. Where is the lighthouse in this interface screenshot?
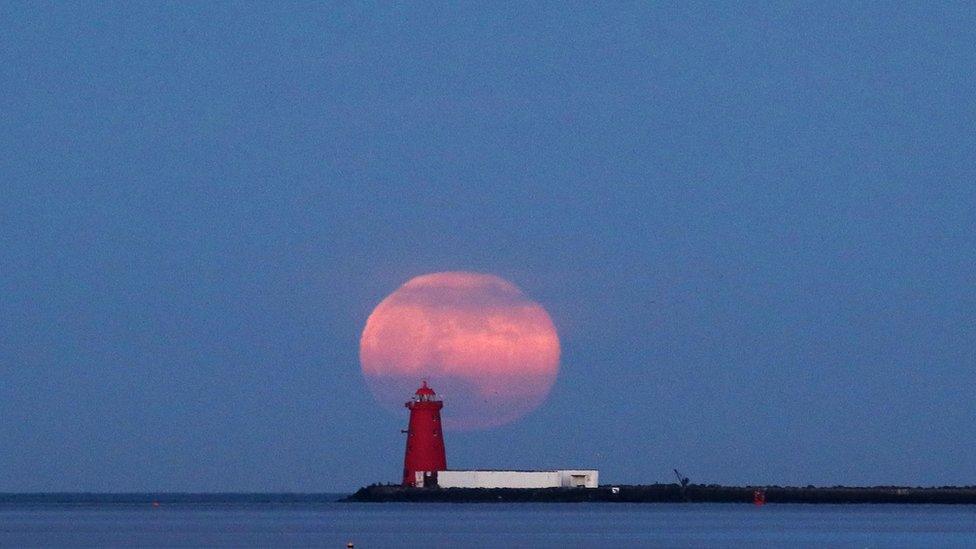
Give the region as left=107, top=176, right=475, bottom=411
left=402, top=380, right=447, bottom=486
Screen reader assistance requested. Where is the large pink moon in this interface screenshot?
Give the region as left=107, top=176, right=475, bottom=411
left=359, top=272, right=561, bottom=430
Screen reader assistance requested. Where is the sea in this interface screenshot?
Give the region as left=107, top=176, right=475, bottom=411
left=1, top=498, right=975, bottom=547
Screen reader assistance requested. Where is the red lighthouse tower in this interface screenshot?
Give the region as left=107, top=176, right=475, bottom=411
left=402, top=380, right=447, bottom=486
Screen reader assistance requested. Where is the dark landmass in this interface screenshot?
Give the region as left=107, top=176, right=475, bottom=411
left=343, top=484, right=976, bottom=504
left=6, top=486, right=975, bottom=506
left=0, top=493, right=345, bottom=506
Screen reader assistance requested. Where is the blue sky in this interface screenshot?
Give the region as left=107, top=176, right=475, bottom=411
left=1, top=2, right=974, bottom=491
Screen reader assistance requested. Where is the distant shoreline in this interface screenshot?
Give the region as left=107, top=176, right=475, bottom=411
left=344, top=484, right=976, bottom=504
left=0, top=493, right=346, bottom=505
left=3, top=487, right=976, bottom=505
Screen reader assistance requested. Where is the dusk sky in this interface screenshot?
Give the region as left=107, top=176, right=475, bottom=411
left=2, top=3, right=975, bottom=492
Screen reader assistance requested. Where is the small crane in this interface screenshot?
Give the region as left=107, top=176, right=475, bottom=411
left=673, top=469, right=690, bottom=487
left=673, top=469, right=691, bottom=502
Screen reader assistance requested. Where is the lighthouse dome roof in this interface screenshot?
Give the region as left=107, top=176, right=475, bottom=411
left=415, top=380, right=436, bottom=396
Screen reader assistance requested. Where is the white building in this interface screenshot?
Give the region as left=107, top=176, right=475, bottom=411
left=424, top=470, right=599, bottom=489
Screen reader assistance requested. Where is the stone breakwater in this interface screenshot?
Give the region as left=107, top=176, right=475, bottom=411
left=344, top=484, right=976, bottom=504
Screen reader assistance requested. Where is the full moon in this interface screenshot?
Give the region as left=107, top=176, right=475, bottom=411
left=360, top=272, right=560, bottom=430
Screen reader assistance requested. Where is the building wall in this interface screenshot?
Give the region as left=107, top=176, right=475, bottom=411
left=557, top=470, right=599, bottom=488
left=436, top=470, right=599, bottom=489
left=438, top=470, right=559, bottom=489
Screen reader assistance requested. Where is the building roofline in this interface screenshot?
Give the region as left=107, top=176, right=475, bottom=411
left=439, top=469, right=598, bottom=473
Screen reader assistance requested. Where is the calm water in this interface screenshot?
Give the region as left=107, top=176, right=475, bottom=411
left=1, top=502, right=975, bottom=547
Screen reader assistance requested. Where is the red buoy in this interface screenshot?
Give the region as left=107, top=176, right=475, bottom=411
left=402, top=380, right=447, bottom=486
left=753, top=489, right=766, bottom=506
